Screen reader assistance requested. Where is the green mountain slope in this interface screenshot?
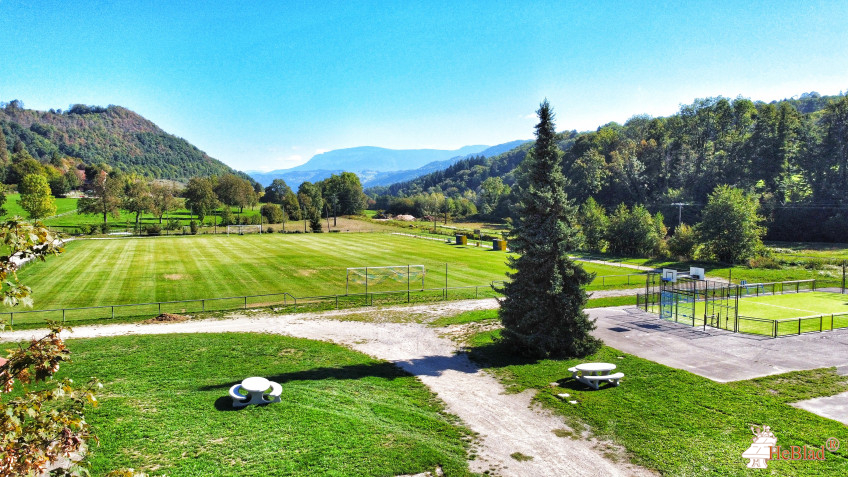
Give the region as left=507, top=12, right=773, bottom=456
left=0, top=101, right=241, bottom=181
left=371, top=92, right=848, bottom=242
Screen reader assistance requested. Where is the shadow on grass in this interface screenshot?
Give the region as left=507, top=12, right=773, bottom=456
left=201, top=359, right=466, bottom=394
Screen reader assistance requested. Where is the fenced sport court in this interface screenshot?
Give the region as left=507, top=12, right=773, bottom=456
left=637, top=271, right=848, bottom=337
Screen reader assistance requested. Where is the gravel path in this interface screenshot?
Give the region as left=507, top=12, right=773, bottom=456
left=4, top=300, right=655, bottom=477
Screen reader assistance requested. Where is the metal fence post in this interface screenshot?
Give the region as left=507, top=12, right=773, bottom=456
left=202, top=299, right=205, bottom=311
left=111, top=306, right=114, bottom=319
left=9, top=312, right=12, bottom=326
left=62, top=309, right=65, bottom=323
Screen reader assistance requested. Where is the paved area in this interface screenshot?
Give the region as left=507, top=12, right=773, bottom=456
left=589, top=306, right=848, bottom=382
left=791, top=392, right=848, bottom=426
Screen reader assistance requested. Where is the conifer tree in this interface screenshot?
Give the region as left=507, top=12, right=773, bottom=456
left=498, top=100, right=601, bottom=358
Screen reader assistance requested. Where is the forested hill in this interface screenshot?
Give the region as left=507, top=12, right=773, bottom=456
left=0, top=101, right=242, bottom=181
left=371, top=92, right=848, bottom=241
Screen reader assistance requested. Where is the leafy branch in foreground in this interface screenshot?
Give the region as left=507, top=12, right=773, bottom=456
left=0, top=326, right=101, bottom=476
left=0, top=219, right=100, bottom=476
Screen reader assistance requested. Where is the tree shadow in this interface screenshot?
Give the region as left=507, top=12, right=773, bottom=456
left=201, top=361, right=422, bottom=393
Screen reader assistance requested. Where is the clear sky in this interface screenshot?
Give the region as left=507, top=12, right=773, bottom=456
left=1, top=1, right=847, bottom=172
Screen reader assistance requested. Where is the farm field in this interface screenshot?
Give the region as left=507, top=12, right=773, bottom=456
left=43, top=333, right=473, bottom=476
left=15, top=233, right=640, bottom=315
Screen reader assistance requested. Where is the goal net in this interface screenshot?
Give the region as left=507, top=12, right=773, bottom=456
left=226, top=224, right=264, bottom=235
left=346, top=265, right=427, bottom=294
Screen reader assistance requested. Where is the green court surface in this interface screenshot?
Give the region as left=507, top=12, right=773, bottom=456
left=739, top=292, right=848, bottom=319
left=653, top=290, right=848, bottom=336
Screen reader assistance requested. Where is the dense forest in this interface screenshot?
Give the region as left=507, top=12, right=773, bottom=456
left=0, top=100, right=244, bottom=181
left=369, top=92, right=848, bottom=242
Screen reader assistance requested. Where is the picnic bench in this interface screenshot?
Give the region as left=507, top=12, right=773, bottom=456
left=569, top=363, right=624, bottom=390
left=229, top=376, right=282, bottom=408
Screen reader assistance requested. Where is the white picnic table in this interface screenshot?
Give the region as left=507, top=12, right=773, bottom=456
left=229, top=376, right=282, bottom=408
left=568, top=363, right=624, bottom=390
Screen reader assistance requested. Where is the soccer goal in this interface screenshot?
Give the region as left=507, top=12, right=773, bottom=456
left=346, top=265, right=427, bottom=294
left=226, top=224, right=263, bottom=235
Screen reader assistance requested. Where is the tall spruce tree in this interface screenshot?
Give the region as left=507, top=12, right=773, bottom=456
left=498, top=100, right=601, bottom=358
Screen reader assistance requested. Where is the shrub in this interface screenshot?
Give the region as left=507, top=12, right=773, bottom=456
left=260, top=203, right=283, bottom=224
left=99, top=223, right=110, bottom=234
left=189, top=220, right=199, bottom=235
left=748, top=255, right=781, bottom=269
left=667, top=224, right=698, bottom=261
left=145, top=225, right=162, bottom=236
left=266, top=226, right=275, bottom=234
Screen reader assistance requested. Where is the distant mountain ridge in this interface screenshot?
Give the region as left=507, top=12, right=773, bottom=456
left=0, top=101, right=245, bottom=181
left=249, top=141, right=528, bottom=187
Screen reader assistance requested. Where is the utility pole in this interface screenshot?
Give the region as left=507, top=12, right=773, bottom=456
left=671, top=202, right=689, bottom=226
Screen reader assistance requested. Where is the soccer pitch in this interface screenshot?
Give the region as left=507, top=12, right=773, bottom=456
left=14, top=233, right=640, bottom=313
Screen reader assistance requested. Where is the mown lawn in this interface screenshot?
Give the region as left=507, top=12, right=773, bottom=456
left=15, top=233, right=642, bottom=316
left=1, top=193, right=78, bottom=219
left=467, top=330, right=848, bottom=476
left=47, top=333, right=474, bottom=476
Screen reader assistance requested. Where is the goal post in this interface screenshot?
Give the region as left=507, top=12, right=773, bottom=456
left=346, top=265, right=427, bottom=294
left=226, top=224, right=263, bottom=235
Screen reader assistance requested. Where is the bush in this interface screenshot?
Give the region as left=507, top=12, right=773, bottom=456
left=145, top=225, right=162, bottom=236
left=189, top=220, right=199, bottom=235
left=99, top=223, right=110, bottom=234
left=748, top=255, right=781, bottom=269
left=667, top=224, right=698, bottom=261
left=266, top=226, right=275, bottom=234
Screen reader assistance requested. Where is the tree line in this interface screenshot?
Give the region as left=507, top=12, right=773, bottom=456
left=369, top=92, right=848, bottom=243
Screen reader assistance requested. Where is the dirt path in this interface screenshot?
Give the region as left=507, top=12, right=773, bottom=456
left=4, top=301, right=655, bottom=477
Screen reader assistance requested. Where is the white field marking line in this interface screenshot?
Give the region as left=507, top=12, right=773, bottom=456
left=743, top=300, right=819, bottom=315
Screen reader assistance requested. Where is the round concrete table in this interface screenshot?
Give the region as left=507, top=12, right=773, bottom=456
left=574, top=363, right=616, bottom=376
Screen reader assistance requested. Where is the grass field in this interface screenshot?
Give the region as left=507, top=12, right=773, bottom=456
left=11, top=233, right=642, bottom=324
left=466, top=330, right=848, bottom=477
left=1, top=193, right=79, bottom=219
left=44, top=333, right=473, bottom=476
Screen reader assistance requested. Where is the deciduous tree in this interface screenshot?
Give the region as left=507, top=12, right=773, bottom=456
left=696, top=185, right=764, bottom=263
left=150, top=182, right=180, bottom=224
left=78, top=170, right=122, bottom=224
left=122, top=175, right=152, bottom=229
left=498, top=101, right=600, bottom=358
left=183, top=177, right=219, bottom=221
left=19, top=174, right=57, bottom=219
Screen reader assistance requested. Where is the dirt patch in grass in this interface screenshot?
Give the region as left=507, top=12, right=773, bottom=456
left=163, top=274, right=186, bottom=280
left=142, top=313, right=190, bottom=324
left=297, top=269, right=317, bottom=277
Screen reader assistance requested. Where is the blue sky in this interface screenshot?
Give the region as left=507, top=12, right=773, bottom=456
left=1, top=1, right=847, bottom=172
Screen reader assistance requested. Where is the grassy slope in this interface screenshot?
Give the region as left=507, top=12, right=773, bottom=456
left=16, top=234, right=641, bottom=313
left=51, top=333, right=473, bottom=476
left=467, top=330, right=848, bottom=476
left=1, top=193, right=78, bottom=218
